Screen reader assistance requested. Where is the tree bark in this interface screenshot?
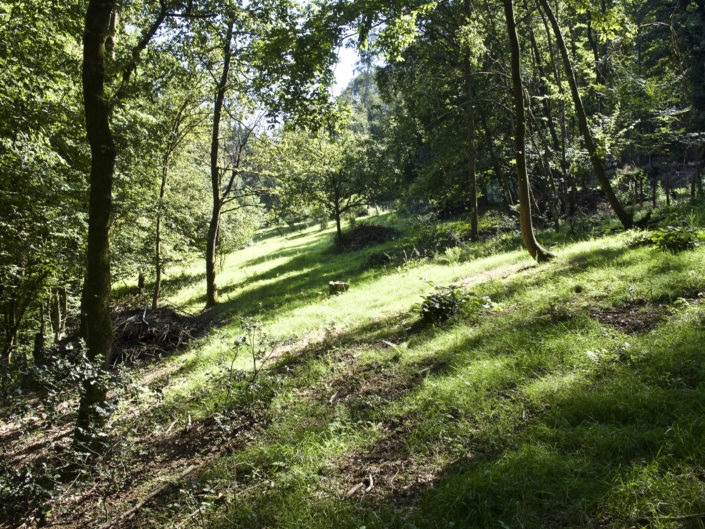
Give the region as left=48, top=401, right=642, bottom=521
left=462, top=0, right=479, bottom=240
left=503, top=0, right=554, bottom=262
left=538, top=3, right=574, bottom=214
left=206, top=21, right=234, bottom=308
left=152, top=152, right=170, bottom=309
left=75, top=0, right=118, bottom=450
left=697, top=145, right=705, bottom=197
left=462, top=57, right=479, bottom=240
left=33, top=303, right=46, bottom=366
left=536, top=0, right=633, bottom=229
left=76, top=0, right=166, bottom=451
left=50, top=288, right=63, bottom=342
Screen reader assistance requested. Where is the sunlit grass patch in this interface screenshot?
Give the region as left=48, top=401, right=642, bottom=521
left=109, top=206, right=705, bottom=529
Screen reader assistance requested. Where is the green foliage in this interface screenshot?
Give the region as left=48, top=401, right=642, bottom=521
left=651, top=224, right=705, bottom=253
left=419, top=279, right=493, bottom=324
left=0, top=460, right=55, bottom=524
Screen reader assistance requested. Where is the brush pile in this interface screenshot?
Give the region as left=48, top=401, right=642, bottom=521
left=337, top=223, right=399, bottom=251
left=110, top=305, right=207, bottom=365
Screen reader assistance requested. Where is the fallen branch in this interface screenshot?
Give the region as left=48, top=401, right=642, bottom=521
left=98, top=465, right=197, bottom=529
left=647, top=512, right=705, bottom=522
left=96, top=412, right=260, bottom=528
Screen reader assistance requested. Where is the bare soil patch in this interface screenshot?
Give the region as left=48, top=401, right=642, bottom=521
left=591, top=302, right=666, bottom=333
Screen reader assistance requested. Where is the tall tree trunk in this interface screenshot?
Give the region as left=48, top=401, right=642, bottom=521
left=206, top=200, right=222, bottom=307
left=537, top=0, right=633, bottom=229
left=480, top=113, right=514, bottom=207
left=2, top=304, right=17, bottom=365
left=205, top=21, right=234, bottom=308
left=76, top=0, right=166, bottom=450
left=152, top=153, right=170, bottom=309
left=462, top=0, right=478, bottom=240
left=697, top=145, right=705, bottom=197
left=75, top=0, right=118, bottom=450
left=538, top=4, right=574, bottom=213
left=50, top=288, right=63, bottom=342
left=33, top=303, right=46, bottom=366
left=503, top=0, right=554, bottom=262
left=586, top=14, right=604, bottom=113
left=462, top=57, right=479, bottom=240
left=524, top=2, right=561, bottom=151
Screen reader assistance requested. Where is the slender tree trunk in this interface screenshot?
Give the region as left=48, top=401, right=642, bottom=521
left=33, top=303, right=46, bottom=366
left=665, top=172, right=671, bottom=207
left=528, top=123, right=560, bottom=231
left=480, top=113, right=514, bottom=207
left=152, top=153, right=170, bottom=309
left=503, top=0, right=554, bottom=262
left=153, top=212, right=162, bottom=308
left=462, top=57, right=479, bottom=240
left=697, top=145, right=705, bottom=197
left=206, top=200, right=222, bottom=307
left=537, top=0, right=633, bottom=229
left=539, top=3, right=574, bottom=213
left=462, top=0, right=479, bottom=240
left=75, top=0, right=118, bottom=450
left=692, top=152, right=697, bottom=202
left=205, top=21, right=234, bottom=308
left=1, top=305, right=17, bottom=365
left=334, top=186, right=343, bottom=246
left=51, top=288, right=63, bottom=342
left=524, top=4, right=561, bottom=151
left=586, top=14, right=604, bottom=113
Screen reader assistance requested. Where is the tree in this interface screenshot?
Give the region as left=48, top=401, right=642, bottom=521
left=76, top=0, right=167, bottom=449
left=205, top=18, right=236, bottom=309
left=503, top=0, right=554, bottom=262
left=0, top=0, right=86, bottom=370
left=269, top=130, right=372, bottom=245
left=536, top=0, right=634, bottom=229
left=152, top=89, right=205, bottom=309
left=461, top=0, right=480, bottom=240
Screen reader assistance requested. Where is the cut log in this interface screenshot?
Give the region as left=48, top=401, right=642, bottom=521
left=328, top=281, right=350, bottom=295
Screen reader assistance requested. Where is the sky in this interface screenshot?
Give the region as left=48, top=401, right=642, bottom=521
left=332, top=45, right=359, bottom=95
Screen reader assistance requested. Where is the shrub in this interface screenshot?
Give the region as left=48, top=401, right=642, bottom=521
left=651, top=225, right=704, bottom=253
left=0, top=460, right=56, bottom=524
left=420, top=280, right=494, bottom=324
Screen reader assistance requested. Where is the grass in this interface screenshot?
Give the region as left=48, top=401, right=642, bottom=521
left=129, top=207, right=705, bottom=529
left=8, top=205, right=705, bottom=529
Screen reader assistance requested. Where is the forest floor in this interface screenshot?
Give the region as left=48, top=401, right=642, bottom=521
left=3, top=202, right=705, bottom=529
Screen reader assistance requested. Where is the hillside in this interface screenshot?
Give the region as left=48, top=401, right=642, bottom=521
left=4, top=207, right=705, bottom=528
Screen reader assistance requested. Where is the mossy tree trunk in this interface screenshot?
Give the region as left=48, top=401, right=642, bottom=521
left=75, top=0, right=118, bottom=449
left=76, top=0, right=166, bottom=451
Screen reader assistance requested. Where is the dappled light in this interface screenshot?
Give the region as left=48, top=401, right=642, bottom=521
left=2, top=1, right=705, bottom=528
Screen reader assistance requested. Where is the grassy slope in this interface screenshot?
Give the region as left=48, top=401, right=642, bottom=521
left=123, top=210, right=705, bottom=529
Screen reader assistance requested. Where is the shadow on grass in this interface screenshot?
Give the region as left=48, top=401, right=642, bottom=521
left=195, top=249, right=705, bottom=529
left=239, top=236, right=326, bottom=269
left=409, top=322, right=705, bottom=528
left=189, top=239, right=391, bottom=322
